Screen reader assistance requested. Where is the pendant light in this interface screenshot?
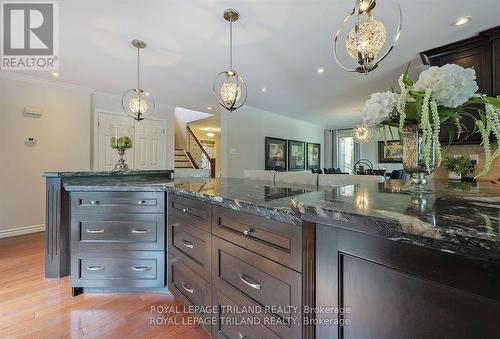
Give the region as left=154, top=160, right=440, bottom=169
left=122, top=39, right=155, bottom=121
left=353, top=124, right=373, bottom=143
left=213, top=9, right=247, bottom=111
left=333, top=0, right=402, bottom=74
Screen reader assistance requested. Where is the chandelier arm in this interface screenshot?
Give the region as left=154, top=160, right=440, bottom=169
left=230, top=75, right=248, bottom=110
left=333, top=8, right=358, bottom=72
left=369, top=0, right=402, bottom=66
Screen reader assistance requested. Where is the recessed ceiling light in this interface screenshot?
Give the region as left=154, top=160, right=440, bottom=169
left=316, top=67, right=325, bottom=74
left=261, top=87, right=268, bottom=92
left=207, top=106, right=212, bottom=110
left=206, top=132, right=215, bottom=137
left=144, top=92, right=150, bottom=96
left=51, top=72, right=60, bottom=77
left=452, top=16, right=472, bottom=26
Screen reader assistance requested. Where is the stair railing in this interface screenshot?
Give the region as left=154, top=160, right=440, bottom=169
left=186, top=126, right=215, bottom=177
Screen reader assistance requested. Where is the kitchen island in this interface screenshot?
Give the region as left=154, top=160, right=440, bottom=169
left=44, top=172, right=500, bottom=338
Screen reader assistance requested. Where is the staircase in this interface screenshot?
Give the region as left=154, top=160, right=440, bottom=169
left=174, top=148, right=196, bottom=169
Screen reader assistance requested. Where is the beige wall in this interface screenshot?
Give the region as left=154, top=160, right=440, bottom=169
left=0, top=76, right=92, bottom=234
left=221, top=105, right=325, bottom=178
left=434, top=143, right=500, bottom=181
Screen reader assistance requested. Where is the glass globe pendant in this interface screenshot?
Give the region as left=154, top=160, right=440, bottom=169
left=122, top=40, right=155, bottom=121
left=213, top=9, right=247, bottom=111
left=333, top=0, right=402, bottom=74
left=353, top=124, right=373, bottom=143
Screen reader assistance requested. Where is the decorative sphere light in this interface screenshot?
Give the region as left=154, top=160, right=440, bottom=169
left=129, top=96, right=148, bottom=115
left=345, top=17, right=386, bottom=62
left=353, top=124, right=373, bottom=143
left=220, top=80, right=241, bottom=106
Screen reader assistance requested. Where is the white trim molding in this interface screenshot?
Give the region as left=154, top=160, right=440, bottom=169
left=0, top=71, right=95, bottom=93
left=0, top=224, right=46, bottom=239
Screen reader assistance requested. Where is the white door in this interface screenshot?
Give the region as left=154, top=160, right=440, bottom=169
left=97, top=112, right=166, bottom=170
left=98, top=113, right=135, bottom=170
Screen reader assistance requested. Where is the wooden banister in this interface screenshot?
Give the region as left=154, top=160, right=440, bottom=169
left=186, top=125, right=215, bottom=177
left=186, top=126, right=212, bottom=162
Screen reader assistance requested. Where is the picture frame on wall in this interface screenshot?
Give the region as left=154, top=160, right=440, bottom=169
left=306, top=143, right=321, bottom=170
left=288, top=140, right=306, bottom=171
left=378, top=140, right=403, bottom=163
left=265, top=137, right=287, bottom=171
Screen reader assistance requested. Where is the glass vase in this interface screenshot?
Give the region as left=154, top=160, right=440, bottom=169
left=402, top=124, right=435, bottom=194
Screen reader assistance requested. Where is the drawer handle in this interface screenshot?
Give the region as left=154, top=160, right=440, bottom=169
left=181, top=282, right=194, bottom=294
left=131, top=266, right=152, bottom=272
left=131, top=229, right=151, bottom=234
left=85, top=229, right=105, bottom=234
left=182, top=240, right=194, bottom=249
left=84, top=265, right=105, bottom=271
left=238, top=333, right=247, bottom=339
left=89, top=200, right=99, bottom=205
left=137, top=200, right=147, bottom=205
left=181, top=207, right=190, bottom=213
left=238, top=273, right=261, bottom=290
left=242, top=228, right=253, bottom=236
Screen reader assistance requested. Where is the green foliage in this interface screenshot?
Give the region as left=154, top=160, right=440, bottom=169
left=111, top=136, right=133, bottom=149
left=443, top=156, right=473, bottom=176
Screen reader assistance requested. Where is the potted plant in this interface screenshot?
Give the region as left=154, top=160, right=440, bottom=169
left=443, top=156, right=473, bottom=181
left=111, top=135, right=133, bottom=169
left=360, top=63, right=500, bottom=192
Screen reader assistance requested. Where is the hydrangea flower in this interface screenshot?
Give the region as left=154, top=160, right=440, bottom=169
left=361, top=91, right=400, bottom=127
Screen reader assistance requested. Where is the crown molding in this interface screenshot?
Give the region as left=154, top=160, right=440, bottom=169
left=0, top=71, right=95, bottom=93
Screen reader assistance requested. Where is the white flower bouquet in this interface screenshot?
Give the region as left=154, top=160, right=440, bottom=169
left=361, top=63, right=500, bottom=177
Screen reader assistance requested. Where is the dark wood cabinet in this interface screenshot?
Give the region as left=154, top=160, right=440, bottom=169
left=420, top=26, right=500, bottom=144
left=315, top=223, right=500, bottom=339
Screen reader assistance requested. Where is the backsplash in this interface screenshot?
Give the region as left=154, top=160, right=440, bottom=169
left=434, top=143, right=500, bottom=182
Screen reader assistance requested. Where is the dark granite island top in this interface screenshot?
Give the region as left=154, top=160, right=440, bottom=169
left=62, top=176, right=500, bottom=265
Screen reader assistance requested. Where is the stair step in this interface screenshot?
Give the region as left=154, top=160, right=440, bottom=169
left=175, top=165, right=194, bottom=168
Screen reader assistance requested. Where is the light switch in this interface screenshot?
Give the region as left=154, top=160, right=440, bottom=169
left=25, top=137, right=37, bottom=145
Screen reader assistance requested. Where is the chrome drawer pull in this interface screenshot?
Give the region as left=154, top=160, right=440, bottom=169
left=84, top=265, right=105, bottom=271
left=181, top=207, right=190, bottom=213
left=137, top=200, right=147, bottom=205
left=242, top=228, right=253, bottom=236
left=89, top=200, right=99, bottom=205
left=182, top=240, right=194, bottom=249
left=131, top=229, right=151, bottom=234
left=85, top=229, right=105, bottom=234
left=238, top=273, right=261, bottom=290
left=238, top=333, right=247, bottom=339
left=131, top=266, right=152, bottom=272
left=181, top=282, right=194, bottom=294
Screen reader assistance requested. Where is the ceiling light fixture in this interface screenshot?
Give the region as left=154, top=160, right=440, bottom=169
left=213, top=9, right=247, bottom=112
left=51, top=72, right=59, bottom=77
left=316, top=67, right=325, bottom=74
left=261, top=87, right=268, bottom=92
left=207, top=106, right=212, bottom=110
left=353, top=124, right=373, bottom=143
left=333, top=0, right=402, bottom=74
left=452, top=16, right=471, bottom=26
left=122, top=39, right=155, bottom=121
left=206, top=129, right=216, bottom=137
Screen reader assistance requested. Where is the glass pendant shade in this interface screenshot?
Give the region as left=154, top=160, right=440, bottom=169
left=122, top=40, right=155, bottom=120
left=333, top=0, right=402, bottom=74
left=213, top=9, right=247, bottom=111
left=353, top=124, right=373, bottom=143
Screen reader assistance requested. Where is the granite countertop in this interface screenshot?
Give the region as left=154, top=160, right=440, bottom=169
left=62, top=176, right=500, bottom=264
left=42, top=169, right=173, bottom=178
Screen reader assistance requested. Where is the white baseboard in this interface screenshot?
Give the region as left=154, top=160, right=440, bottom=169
left=0, top=224, right=46, bottom=239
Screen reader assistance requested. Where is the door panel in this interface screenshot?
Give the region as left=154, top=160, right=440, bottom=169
left=98, top=113, right=134, bottom=170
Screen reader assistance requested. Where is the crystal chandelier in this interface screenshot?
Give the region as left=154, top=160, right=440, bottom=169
left=213, top=9, right=247, bottom=111
left=122, top=40, right=155, bottom=121
left=353, top=124, right=373, bottom=143
left=333, top=0, right=402, bottom=74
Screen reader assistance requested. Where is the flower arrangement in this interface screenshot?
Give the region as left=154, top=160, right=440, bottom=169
left=110, top=136, right=133, bottom=149
left=443, top=156, right=473, bottom=178
left=361, top=63, right=500, bottom=177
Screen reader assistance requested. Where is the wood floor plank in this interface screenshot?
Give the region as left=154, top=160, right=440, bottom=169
left=0, top=232, right=208, bottom=338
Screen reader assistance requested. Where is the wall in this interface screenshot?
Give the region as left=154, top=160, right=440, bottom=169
left=434, top=143, right=500, bottom=181
left=0, top=74, right=92, bottom=236
left=221, top=106, right=324, bottom=178
left=360, top=126, right=404, bottom=173
left=92, top=91, right=176, bottom=169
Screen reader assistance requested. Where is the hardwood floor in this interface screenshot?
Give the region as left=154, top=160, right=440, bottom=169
left=0, top=232, right=209, bottom=339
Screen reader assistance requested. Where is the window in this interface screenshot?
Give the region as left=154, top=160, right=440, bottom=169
left=338, top=136, right=354, bottom=173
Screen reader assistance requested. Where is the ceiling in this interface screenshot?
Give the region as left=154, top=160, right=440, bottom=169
left=14, top=0, right=500, bottom=128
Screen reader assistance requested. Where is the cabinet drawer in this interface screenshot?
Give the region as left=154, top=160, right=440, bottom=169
left=71, top=192, right=164, bottom=214
left=213, top=289, right=281, bottom=339
left=212, top=237, right=301, bottom=339
left=71, top=214, right=165, bottom=251
left=169, top=221, right=211, bottom=281
left=169, top=193, right=211, bottom=232
left=212, top=206, right=301, bottom=272
left=71, top=251, right=164, bottom=288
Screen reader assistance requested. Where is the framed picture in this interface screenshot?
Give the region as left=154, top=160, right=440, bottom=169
left=378, top=140, right=403, bottom=163
left=306, top=143, right=321, bottom=170
left=265, top=137, right=287, bottom=171
left=288, top=140, right=306, bottom=171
